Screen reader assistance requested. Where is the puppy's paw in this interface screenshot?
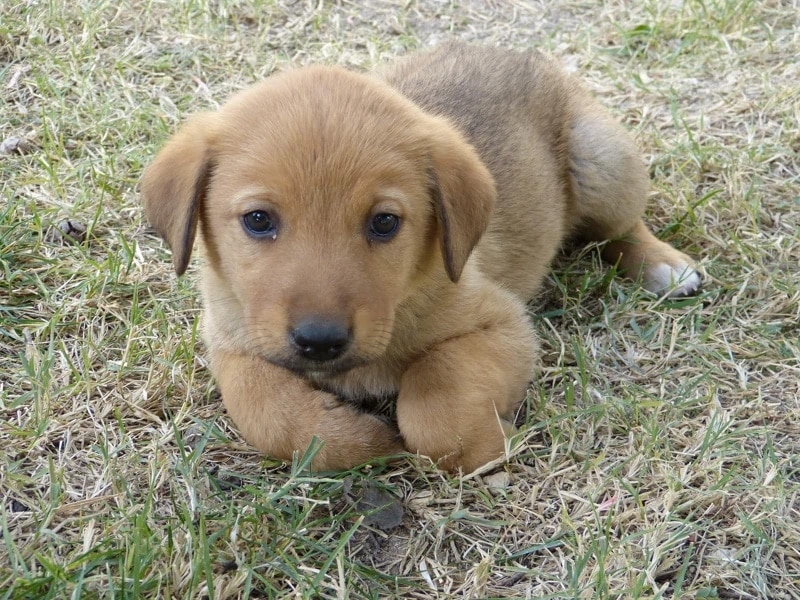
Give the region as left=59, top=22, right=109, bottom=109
left=315, top=401, right=406, bottom=466
left=643, top=259, right=702, bottom=298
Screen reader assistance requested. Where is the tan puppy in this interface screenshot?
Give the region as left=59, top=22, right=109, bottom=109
left=142, top=43, right=700, bottom=472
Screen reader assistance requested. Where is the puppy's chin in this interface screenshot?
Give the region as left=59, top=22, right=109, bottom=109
left=259, top=352, right=370, bottom=378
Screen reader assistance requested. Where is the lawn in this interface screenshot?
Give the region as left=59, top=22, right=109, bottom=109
left=1, top=0, right=798, bottom=598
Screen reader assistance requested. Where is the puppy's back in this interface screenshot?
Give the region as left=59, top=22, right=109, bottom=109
left=381, top=43, right=577, bottom=177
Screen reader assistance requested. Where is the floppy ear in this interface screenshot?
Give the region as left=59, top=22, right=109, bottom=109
left=141, top=113, right=217, bottom=276
left=426, top=117, right=497, bottom=283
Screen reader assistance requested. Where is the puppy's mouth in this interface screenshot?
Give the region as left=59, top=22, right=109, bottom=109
left=259, top=352, right=370, bottom=378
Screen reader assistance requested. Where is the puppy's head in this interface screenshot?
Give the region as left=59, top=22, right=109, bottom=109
left=142, top=66, right=495, bottom=375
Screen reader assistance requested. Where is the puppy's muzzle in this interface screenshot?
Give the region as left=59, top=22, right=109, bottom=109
left=290, top=318, right=352, bottom=362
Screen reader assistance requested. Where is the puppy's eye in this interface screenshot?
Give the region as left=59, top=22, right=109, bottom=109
left=368, top=213, right=400, bottom=241
left=242, top=210, right=278, bottom=239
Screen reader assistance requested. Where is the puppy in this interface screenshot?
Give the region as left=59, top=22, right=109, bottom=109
left=142, top=42, right=700, bottom=472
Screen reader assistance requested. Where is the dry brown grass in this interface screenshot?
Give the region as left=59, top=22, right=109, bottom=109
left=1, top=0, right=798, bottom=598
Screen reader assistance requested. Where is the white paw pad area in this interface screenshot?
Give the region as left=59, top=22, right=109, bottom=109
left=644, top=262, right=702, bottom=297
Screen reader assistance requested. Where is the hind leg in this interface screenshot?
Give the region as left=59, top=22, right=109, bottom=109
left=567, top=107, right=701, bottom=297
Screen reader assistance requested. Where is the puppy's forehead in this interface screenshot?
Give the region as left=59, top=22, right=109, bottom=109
left=214, top=67, right=430, bottom=194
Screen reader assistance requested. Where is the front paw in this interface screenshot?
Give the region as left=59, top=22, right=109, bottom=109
left=312, top=402, right=405, bottom=470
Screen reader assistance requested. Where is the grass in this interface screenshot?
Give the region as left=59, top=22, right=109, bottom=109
left=1, top=0, right=798, bottom=597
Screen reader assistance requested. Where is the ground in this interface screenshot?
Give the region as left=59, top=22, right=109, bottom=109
left=1, top=0, right=798, bottom=598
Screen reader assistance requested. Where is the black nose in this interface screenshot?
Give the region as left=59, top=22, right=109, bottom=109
left=290, top=319, right=351, bottom=362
